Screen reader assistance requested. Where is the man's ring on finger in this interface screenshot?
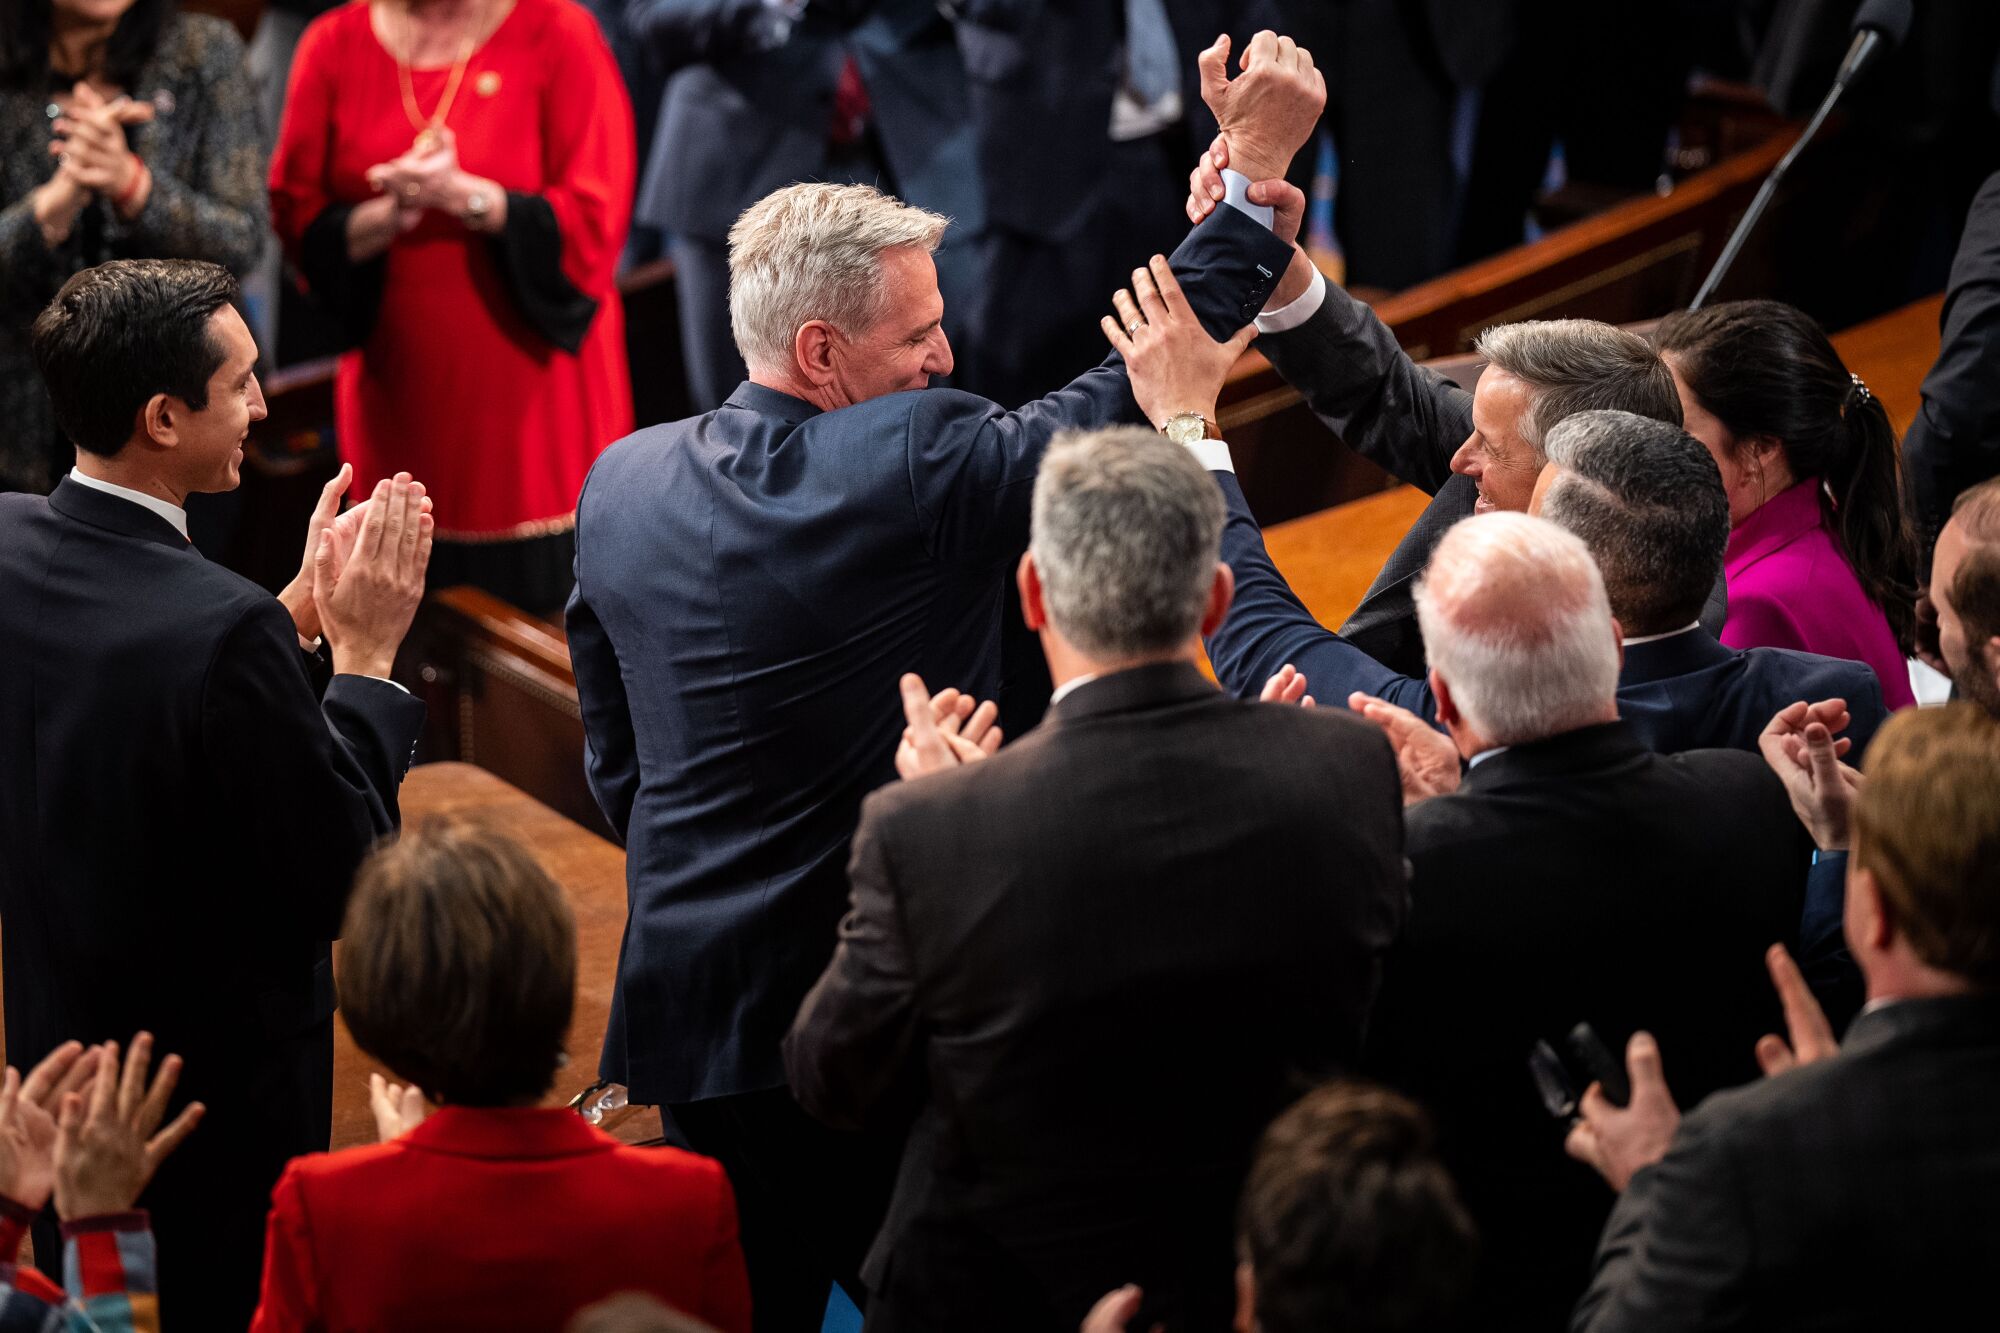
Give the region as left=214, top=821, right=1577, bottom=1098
left=1125, top=320, right=1143, bottom=336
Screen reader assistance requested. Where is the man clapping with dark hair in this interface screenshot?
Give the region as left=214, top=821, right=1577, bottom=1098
left=0, top=258, right=432, bottom=1327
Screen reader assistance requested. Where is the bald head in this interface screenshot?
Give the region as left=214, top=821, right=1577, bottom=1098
left=1415, top=513, right=1621, bottom=748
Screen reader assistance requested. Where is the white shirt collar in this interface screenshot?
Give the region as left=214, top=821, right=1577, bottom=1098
left=67, top=468, right=189, bottom=540
left=1621, top=621, right=1702, bottom=647
left=1049, top=673, right=1100, bottom=707
left=1466, top=745, right=1510, bottom=769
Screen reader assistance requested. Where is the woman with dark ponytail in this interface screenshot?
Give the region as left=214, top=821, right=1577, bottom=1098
left=1653, top=300, right=1919, bottom=709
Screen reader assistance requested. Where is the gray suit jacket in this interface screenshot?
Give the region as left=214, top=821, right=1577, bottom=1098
left=1574, top=994, right=2000, bottom=1331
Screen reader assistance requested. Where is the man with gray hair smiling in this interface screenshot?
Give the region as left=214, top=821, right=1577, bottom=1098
left=785, top=426, right=1406, bottom=1333
left=1363, top=511, right=1810, bottom=1330
left=567, top=40, right=1321, bottom=1330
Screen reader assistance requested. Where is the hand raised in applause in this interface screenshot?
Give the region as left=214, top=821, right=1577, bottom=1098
left=366, top=126, right=460, bottom=213
left=1101, top=255, right=1256, bottom=430
left=1564, top=1032, right=1681, bottom=1194
left=1194, top=32, right=1325, bottom=186
left=1758, top=699, right=1862, bottom=851
left=279, top=464, right=434, bottom=644
left=1081, top=1284, right=1163, bottom=1333
left=1753, top=944, right=1840, bottom=1076
left=895, top=673, right=1002, bottom=780
left=53, top=1034, right=203, bottom=1221
left=312, top=472, right=433, bottom=680
left=1347, top=693, right=1460, bottom=803
left=1260, top=663, right=1315, bottom=707
left=0, top=1042, right=101, bottom=1211
left=369, top=1072, right=429, bottom=1142
left=50, top=83, right=154, bottom=207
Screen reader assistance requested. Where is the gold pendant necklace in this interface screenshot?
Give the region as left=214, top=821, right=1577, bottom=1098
left=394, top=3, right=484, bottom=151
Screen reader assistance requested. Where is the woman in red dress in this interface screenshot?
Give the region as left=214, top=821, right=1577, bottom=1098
left=271, top=0, right=634, bottom=613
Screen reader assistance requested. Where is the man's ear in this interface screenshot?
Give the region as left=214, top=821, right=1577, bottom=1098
left=1233, top=1259, right=1257, bottom=1333
left=1610, top=616, right=1625, bottom=670
left=1198, top=562, right=1235, bottom=638
left=794, top=321, right=839, bottom=388
left=1430, top=668, right=1459, bottom=728
left=140, top=393, right=179, bottom=450
left=1846, top=860, right=1894, bottom=957
left=1018, top=551, right=1046, bottom=632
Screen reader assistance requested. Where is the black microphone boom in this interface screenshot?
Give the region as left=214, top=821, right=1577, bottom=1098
left=1688, top=0, right=1914, bottom=310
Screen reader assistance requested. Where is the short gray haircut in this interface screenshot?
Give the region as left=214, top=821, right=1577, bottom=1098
left=1474, top=319, right=1682, bottom=459
left=727, top=183, right=949, bottom=370
left=1539, top=410, right=1730, bottom=636
left=1030, top=427, right=1224, bottom=660
left=1414, top=513, right=1619, bottom=747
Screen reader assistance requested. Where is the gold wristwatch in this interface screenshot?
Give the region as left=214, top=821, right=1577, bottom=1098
left=1161, top=411, right=1221, bottom=445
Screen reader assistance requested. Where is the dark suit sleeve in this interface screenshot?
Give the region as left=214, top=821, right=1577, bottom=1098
left=783, top=803, right=926, bottom=1133
left=566, top=503, right=640, bottom=843
left=201, top=600, right=425, bottom=941
left=623, top=0, right=793, bottom=60
left=1904, top=170, right=2000, bottom=548
left=1572, top=1106, right=1757, bottom=1332
left=911, top=204, right=1291, bottom=565
left=1205, top=470, right=1441, bottom=718
left=1259, top=274, right=1475, bottom=496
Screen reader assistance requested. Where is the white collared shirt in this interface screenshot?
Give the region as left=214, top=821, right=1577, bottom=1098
left=1466, top=746, right=1510, bottom=769
left=1049, top=673, right=1100, bottom=707
left=67, top=468, right=188, bottom=540
left=1622, top=621, right=1702, bottom=647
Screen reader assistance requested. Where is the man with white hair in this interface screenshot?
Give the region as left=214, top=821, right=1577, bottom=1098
left=784, top=427, right=1406, bottom=1333
left=566, top=41, right=1317, bottom=1330
left=1363, top=513, right=1810, bottom=1331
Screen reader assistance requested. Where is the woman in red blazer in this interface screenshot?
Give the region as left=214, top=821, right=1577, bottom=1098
left=249, top=821, right=752, bottom=1332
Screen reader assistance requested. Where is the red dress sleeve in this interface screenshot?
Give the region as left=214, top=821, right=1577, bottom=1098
left=536, top=3, right=635, bottom=298
left=248, top=1166, right=322, bottom=1333
left=268, top=13, right=342, bottom=265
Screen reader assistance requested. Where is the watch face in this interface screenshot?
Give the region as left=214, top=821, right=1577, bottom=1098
left=1165, top=415, right=1203, bottom=444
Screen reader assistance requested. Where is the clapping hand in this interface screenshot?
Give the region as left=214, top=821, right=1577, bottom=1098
left=1081, top=1284, right=1162, bottom=1333
left=1194, top=32, right=1325, bottom=186
left=0, top=1042, right=101, bottom=1211
left=311, top=472, right=434, bottom=680
left=369, top=1073, right=428, bottom=1142
left=894, top=673, right=1002, bottom=779
left=1758, top=699, right=1862, bottom=851
left=366, top=127, right=462, bottom=214
left=50, top=82, right=153, bottom=201
left=1346, top=693, right=1461, bottom=803
left=53, top=1034, right=203, bottom=1222
left=1100, top=255, right=1256, bottom=429
left=1260, top=663, right=1314, bottom=707
left=1753, top=944, right=1839, bottom=1076
left=280, top=464, right=433, bottom=644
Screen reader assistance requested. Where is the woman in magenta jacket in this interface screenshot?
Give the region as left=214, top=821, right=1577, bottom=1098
left=1654, top=300, right=1920, bottom=710
left=249, top=821, right=751, bottom=1333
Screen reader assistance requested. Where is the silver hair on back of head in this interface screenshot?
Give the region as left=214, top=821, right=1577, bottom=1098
left=1030, top=427, right=1225, bottom=660
left=1414, top=512, right=1619, bottom=747
left=1473, top=319, right=1682, bottom=459
left=727, top=183, right=949, bottom=370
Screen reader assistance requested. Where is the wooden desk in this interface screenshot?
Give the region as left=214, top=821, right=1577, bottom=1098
left=331, top=762, right=657, bottom=1149
left=1249, top=293, right=1946, bottom=632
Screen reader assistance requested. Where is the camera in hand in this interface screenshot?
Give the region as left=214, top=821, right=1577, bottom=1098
left=1528, top=1022, right=1630, bottom=1123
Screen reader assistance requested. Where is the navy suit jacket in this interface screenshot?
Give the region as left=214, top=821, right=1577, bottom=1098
left=1204, top=469, right=1888, bottom=758
left=631, top=0, right=983, bottom=241
left=953, top=0, right=1278, bottom=244
left=568, top=205, right=1288, bottom=1104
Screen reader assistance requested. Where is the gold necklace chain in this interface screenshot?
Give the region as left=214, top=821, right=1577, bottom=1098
left=392, top=2, right=486, bottom=141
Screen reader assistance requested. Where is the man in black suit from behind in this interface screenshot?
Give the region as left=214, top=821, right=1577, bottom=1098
left=1569, top=703, right=2000, bottom=1331
left=0, top=260, right=431, bottom=1328
left=784, top=426, right=1407, bottom=1333
left=1362, top=512, right=1809, bottom=1331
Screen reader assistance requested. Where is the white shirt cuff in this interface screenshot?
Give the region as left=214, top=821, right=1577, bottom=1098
left=1255, top=265, right=1327, bottom=333
left=1219, top=170, right=1273, bottom=230
left=1183, top=438, right=1236, bottom=474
